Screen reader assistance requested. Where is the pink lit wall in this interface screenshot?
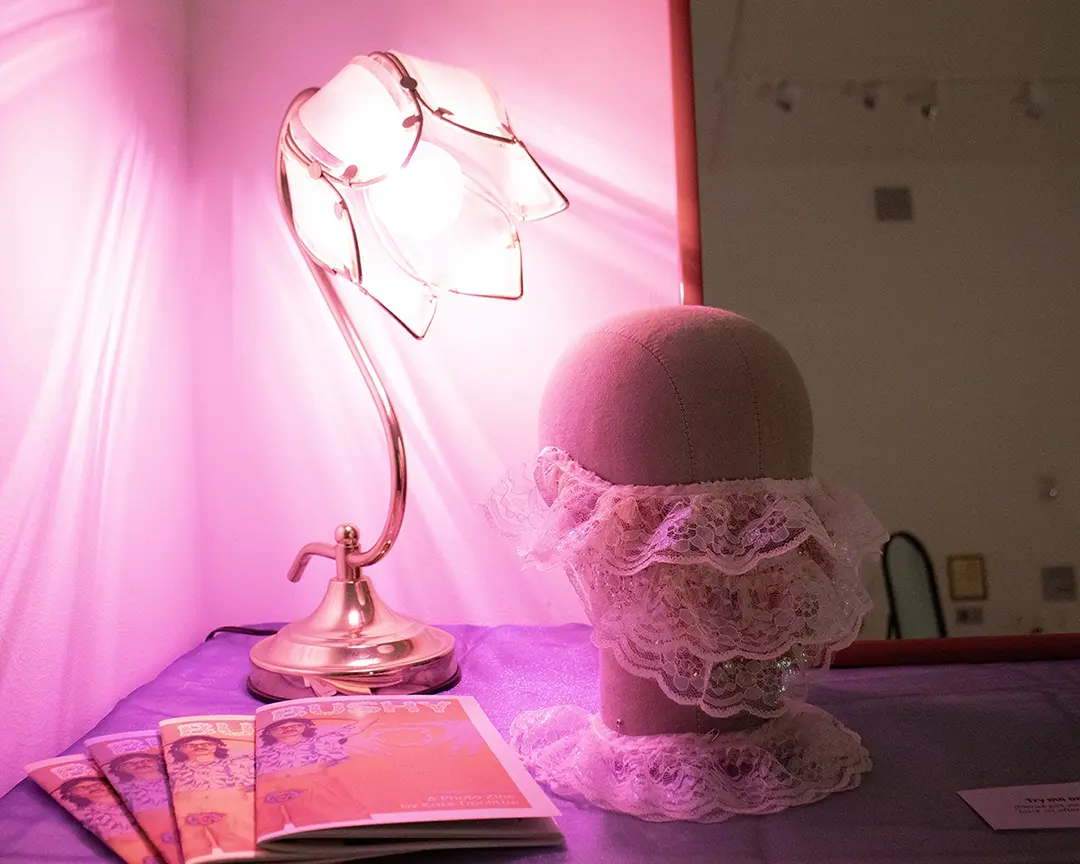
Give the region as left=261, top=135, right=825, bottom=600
left=0, top=0, right=681, bottom=792
left=185, top=1, right=682, bottom=629
left=0, top=0, right=201, bottom=793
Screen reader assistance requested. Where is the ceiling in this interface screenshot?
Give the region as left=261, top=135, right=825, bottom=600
left=689, top=0, right=1080, bottom=165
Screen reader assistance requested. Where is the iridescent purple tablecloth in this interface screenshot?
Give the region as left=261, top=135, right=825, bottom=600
left=2, top=624, right=1079, bottom=863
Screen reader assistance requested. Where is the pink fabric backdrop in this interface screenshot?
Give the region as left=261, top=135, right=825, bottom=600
left=0, top=0, right=201, bottom=795
left=0, top=0, right=680, bottom=794
left=185, top=0, right=681, bottom=627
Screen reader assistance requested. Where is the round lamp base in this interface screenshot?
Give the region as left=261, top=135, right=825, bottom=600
left=246, top=566, right=461, bottom=702
left=247, top=644, right=460, bottom=702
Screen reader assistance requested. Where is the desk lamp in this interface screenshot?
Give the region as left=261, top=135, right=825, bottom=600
left=248, top=51, right=568, bottom=701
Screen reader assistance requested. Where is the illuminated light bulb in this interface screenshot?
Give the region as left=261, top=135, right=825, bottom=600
left=367, top=142, right=464, bottom=236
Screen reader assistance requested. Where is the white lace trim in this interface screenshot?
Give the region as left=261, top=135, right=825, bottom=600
left=510, top=704, right=871, bottom=823
left=485, top=447, right=885, bottom=574
left=484, top=447, right=886, bottom=716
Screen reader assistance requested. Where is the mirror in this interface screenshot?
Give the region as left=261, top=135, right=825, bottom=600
left=682, top=0, right=1080, bottom=638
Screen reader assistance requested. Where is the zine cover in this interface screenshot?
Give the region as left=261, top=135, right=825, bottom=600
left=30, top=697, right=561, bottom=862
left=253, top=695, right=558, bottom=846
left=159, top=716, right=259, bottom=863
left=86, top=730, right=184, bottom=864
left=25, top=753, right=165, bottom=864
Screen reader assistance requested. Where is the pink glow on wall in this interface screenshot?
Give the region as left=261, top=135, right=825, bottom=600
left=0, top=0, right=201, bottom=794
left=186, top=0, right=681, bottom=630
left=0, top=0, right=681, bottom=793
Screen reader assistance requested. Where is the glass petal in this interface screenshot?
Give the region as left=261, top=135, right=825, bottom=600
left=362, top=169, right=523, bottom=300
left=410, top=121, right=567, bottom=224
left=291, top=55, right=418, bottom=184
left=393, top=53, right=512, bottom=141
left=359, top=267, right=439, bottom=338
left=280, top=146, right=359, bottom=281
left=503, top=142, right=569, bottom=222
left=344, top=186, right=439, bottom=338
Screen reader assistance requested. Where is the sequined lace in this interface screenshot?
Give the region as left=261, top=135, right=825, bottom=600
left=484, top=447, right=886, bottom=717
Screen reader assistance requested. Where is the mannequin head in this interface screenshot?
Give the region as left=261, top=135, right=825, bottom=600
left=539, top=306, right=813, bottom=734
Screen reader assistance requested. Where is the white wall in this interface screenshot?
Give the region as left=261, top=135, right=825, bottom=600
left=0, top=0, right=202, bottom=794
left=700, top=161, right=1080, bottom=637
left=690, top=0, right=1080, bottom=638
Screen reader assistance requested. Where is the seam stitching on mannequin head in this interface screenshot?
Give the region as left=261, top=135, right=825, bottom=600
left=597, top=328, right=696, bottom=480
left=727, top=329, right=763, bottom=475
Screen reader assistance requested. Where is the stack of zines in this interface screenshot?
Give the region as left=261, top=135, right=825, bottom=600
left=26, top=695, right=562, bottom=863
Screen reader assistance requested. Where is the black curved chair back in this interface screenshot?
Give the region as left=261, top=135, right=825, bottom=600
left=882, top=531, right=948, bottom=639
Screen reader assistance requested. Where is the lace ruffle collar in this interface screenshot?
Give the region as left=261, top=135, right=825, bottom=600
left=510, top=703, right=871, bottom=823
left=485, top=446, right=886, bottom=576
left=484, top=447, right=886, bottom=718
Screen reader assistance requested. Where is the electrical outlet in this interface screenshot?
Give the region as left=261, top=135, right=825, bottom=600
left=955, top=606, right=983, bottom=625
left=1042, top=566, right=1077, bottom=602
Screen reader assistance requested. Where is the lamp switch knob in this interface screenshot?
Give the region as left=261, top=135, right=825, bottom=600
left=335, top=523, right=360, bottom=547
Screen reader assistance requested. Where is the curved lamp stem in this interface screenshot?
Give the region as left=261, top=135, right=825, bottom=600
left=298, top=254, right=407, bottom=568
left=274, top=95, right=407, bottom=569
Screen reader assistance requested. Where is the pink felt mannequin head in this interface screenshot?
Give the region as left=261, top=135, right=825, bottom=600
left=539, top=305, right=813, bottom=734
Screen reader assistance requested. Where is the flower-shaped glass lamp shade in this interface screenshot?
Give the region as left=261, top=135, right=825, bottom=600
left=279, top=51, right=568, bottom=338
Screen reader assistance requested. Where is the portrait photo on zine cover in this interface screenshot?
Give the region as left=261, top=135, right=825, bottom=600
left=160, top=716, right=257, bottom=864
left=254, top=697, right=534, bottom=839
left=25, top=753, right=165, bottom=864
left=86, top=731, right=183, bottom=864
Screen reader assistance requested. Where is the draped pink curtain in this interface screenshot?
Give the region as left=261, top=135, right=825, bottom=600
left=0, top=0, right=681, bottom=794
left=185, top=0, right=681, bottom=628
left=0, top=0, right=201, bottom=794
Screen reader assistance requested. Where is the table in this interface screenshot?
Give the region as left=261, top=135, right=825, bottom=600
left=2, top=624, right=1079, bottom=863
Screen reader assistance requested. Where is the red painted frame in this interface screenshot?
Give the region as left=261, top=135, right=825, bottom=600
left=668, top=0, right=703, bottom=306
left=834, top=634, right=1080, bottom=667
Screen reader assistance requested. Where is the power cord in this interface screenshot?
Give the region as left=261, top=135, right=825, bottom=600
left=204, top=625, right=280, bottom=641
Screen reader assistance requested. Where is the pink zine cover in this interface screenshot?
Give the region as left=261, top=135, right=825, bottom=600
left=86, top=730, right=184, bottom=864
left=253, top=695, right=557, bottom=842
left=159, top=715, right=258, bottom=863
left=26, top=753, right=164, bottom=864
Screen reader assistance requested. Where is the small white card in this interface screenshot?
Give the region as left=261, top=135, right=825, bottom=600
left=959, top=782, right=1080, bottom=830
